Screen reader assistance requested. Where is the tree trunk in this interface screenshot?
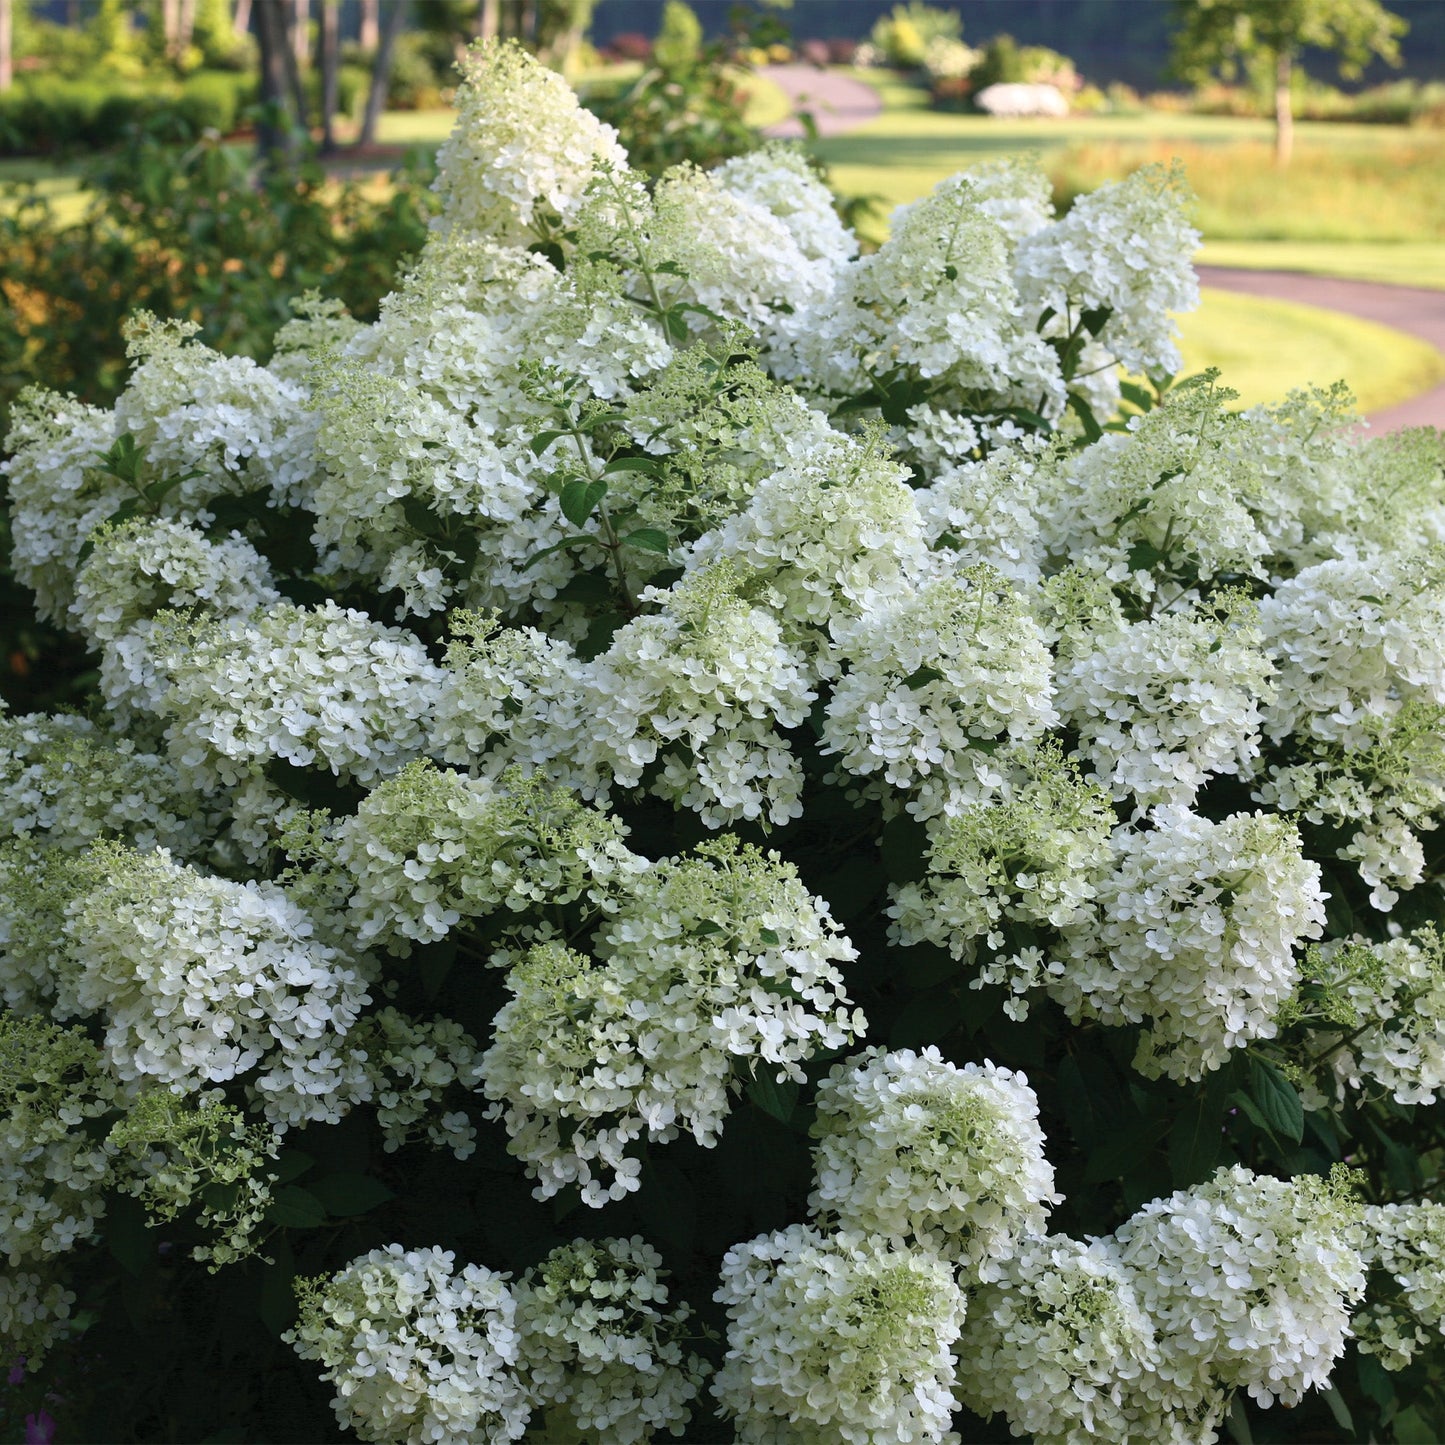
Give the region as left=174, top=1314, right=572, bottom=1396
left=162, top=0, right=181, bottom=58
left=253, top=0, right=299, bottom=164
left=178, top=0, right=198, bottom=55
left=234, top=0, right=252, bottom=39
left=477, top=0, right=499, bottom=42
left=279, top=0, right=310, bottom=133
left=0, top=0, right=12, bottom=93
left=319, top=0, right=339, bottom=151
left=359, top=0, right=379, bottom=50
left=1274, top=47, right=1294, bottom=168
left=292, top=0, right=308, bottom=69
left=357, top=0, right=408, bottom=147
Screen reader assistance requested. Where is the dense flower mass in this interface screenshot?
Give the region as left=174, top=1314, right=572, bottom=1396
left=3, top=35, right=1445, bottom=1445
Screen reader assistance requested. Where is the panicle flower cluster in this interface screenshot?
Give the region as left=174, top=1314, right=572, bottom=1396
left=576, top=564, right=816, bottom=826
left=0, top=712, right=205, bottom=856
left=1055, top=809, right=1326, bottom=1080
left=431, top=40, right=628, bottom=243
left=1015, top=163, right=1200, bottom=378
left=1115, top=1165, right=1366, bottom=1408
left=916, top=445, right=1051, bottom=584
left=888, top=743, right=1114, bottom=1013
left=712, top=1224, right=966, bottom=1444
left=955, top=1233, right=1222, bottom=1445
left=0, top=1013, right=123, bottom=1267
left=344, top=1008, right=484, bottom=1158
left=1056, top=601, right=1275, bottom=811
left=689, top=430, right=931, bottom=651
left=288, top=1244, right=531, bottom=1445
left=0, top=1270, right=76, bottom=1372
left=61, top=842, right=372, bottom=1126
left=160, top=601, right=445, bottom=790
left=105, top=1089, right=279, bottom=1269
left=515, top=1236, right=709, bottom=1443
left=482, top=838, right=861, bottom=1205
left=331, top=760, right=646, bottom=952
left=808, top=1047, right=1059, bottom=1274
left=823, top=566, right=1058, bottom=817
left=713, top=144, right=859, bottom=269
left=1357, top=1202, right=1445, bottom=1370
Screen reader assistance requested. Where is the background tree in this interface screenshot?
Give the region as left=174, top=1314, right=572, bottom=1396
left=1171, top=0, right=1408, bottom=165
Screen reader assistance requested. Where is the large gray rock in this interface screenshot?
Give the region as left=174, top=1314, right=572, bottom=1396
left=974, top=83, right=1070, bottom=118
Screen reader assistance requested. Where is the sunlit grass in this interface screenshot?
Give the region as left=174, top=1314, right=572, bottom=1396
left=1198, top=241, right=1445, bottom=292
left=1179, top=288, right=1445, bottom=413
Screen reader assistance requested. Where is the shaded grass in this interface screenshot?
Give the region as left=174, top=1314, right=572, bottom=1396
left=1179, top=288, right=1445, bottom=413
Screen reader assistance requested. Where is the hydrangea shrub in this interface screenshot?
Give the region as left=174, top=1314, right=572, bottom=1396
left=5, top=39, right=1445, bottom=1444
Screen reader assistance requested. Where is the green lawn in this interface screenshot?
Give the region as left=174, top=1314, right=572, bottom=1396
left=1180, top=288, right=1445, bottom=412
left=1198, top=241, right=1445, bottom=292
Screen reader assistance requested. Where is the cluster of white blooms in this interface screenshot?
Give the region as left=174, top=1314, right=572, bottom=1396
left=0, top=711, right=205, bottom=856
left=1015, top=164, right=1200, bottom=378
left=288, top=1245, right=531, bottom=1445
left=515, top=1236, right=709, bottom=1443
left=823, top=566, right=1058, bottom=817
left=482, top=837, right=861, bottom=1205
left=713, top=1224, right=966, bottom=1444
left=331, top=760, right=646, bottom=952
left=70, top=517, right=279, bottom=646
left=1358, top=1202, right=1445, bottom=1370
left=160, top=601, right=445, bottom=791
left=916, top=444, right=1051, bottom=583
left=574, top=565, right=816, bottom=826
left=59, top=842, right=372, bottom=1126
left=1117, top=1167, right=1366, bottom=1408
left=889, top=744, right=1114, bottom=1011
left=0, top=1014, right=123, bottom=1267
left=713, top=144, right=859, bottom=270
left=955, top=1233, right=1224, bottom=1445
left=689, top=430, right=931, bottom=651
left=346, top=1008, right=484, bottom=1158
left=0, top=1270, right=77, bottom=1371
left=809, top=1048, right=1058, bottom=1274
left=1056, top=602, right=1275, bottom=811
left=431, top=39, right=627, bottom=242
left=1055, top=809, right=1326, bottom=1080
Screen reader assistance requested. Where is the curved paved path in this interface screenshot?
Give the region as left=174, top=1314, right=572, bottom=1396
left=761, top=66, right=1444, bottom=431
left=760, top=64, right=882, bottom=137
left=1196, top=266, right=1445, bottom=431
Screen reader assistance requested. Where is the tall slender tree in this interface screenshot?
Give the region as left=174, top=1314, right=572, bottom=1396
left=1171, top=0, right=1408, bottom=165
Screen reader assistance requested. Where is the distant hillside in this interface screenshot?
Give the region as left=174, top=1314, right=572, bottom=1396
left=590, top=0, right=1445, bottom=91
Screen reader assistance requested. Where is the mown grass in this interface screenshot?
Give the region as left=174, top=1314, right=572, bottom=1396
left=1179, top=288, right=1445, bottom=412
left=1197, top=241, right=1445, bottom=292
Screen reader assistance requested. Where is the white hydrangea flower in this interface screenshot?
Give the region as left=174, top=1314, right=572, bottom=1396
left=160, top=601, right=445, bottom=789
left=62, top=843, right=372, bottom=1126
left=688, top=429, right=931, bottom=656
left=0, top=711, right=206, bottom=857
left=515, top=1236, right=710, bottom=1444
left=809, top=1047, right=1059, bottom=1274
left=347, top=1007, right=485, bottom=1159
left=888, top=743, right=1114, bottom=1012
left=431, top=39, right=628, bottom=243
left=713, top=1225, right=966, bottom=1445
left=1015, top=163, right=1200, bottom=378
left=572, top=564, right=816, bottom=827
left=1054, top=809, right=1326, bottom=1081
left=962, top=156, right=1056, bottom=246
left=1258, top=548, right=1445, bottom=750
left=70, top=517, right=279, bottom=647
left=334, top=761, right=647, bottom=954
left=714, top=143, right=858, bottom=269
left=482, top=837, right=861, bottom=1205
left=113, top=313, right=315, bottom=508
left=1358, top=1202, right=1445, bottom=1370
left=1040, top=379, right=1271, bottom=599
left=3, top=386, right=123, bottom=623
left=1056, top=603, right=1275, bottom=811
left=0, top=1269, right=77, bottom=1372
left=1116, top=1165, right=1366, bottom=1408
left=0, top=1014, right=123, bottom=1268
left=288, top=1244, right=530, bottom=1445
left=823, top=566, right=1058, bottom=817
left=955, top=1233, right=1226, bottom=1445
